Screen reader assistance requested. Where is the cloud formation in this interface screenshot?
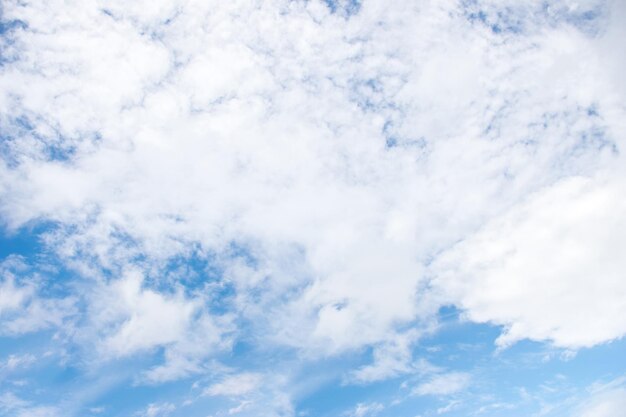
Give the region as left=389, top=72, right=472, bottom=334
left=0, top=0, right=625, bottom=416
left=412, top=372, right=471, bottom=397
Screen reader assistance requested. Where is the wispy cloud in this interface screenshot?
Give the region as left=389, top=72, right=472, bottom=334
left=203, top=373, right=263, bottom=397
left=345, top=402, right=384, bottom=417
left=137, top=403, right=176, bottom=417
left=412, top=372, right=471, bottom=396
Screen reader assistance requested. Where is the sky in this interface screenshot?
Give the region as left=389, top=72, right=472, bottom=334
left=0, top=0, right=625, bottom=416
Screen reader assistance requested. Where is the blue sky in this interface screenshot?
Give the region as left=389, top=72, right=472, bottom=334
left=1, top=0, right=626, bottom=416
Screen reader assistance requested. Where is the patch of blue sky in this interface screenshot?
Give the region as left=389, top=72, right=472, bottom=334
left=408, top=324, right=626, bottom=417
left=382, top=133, right=429, bottom=152
left=384, top=134, right=428, bottom=151
left=224, top=241, right=260, bottom=270
left=542, top=1, right=607, bottom=36
left=461, top=0, right=525, bottom=34
left=297, top=372, right=392, bottom=417
left=322, top=0, right=362, bottom=17
left=0, top=333, right=70, bottom=400
left=0, top=19, right=27, bottom=66
left=87, top=366, right=195, bottom=416
left=0, top=19, right=27, bottom=35
left=347, top=76, right=401, bottom=115
left=0, top=225, right=47, bottom=259
left=154, top=251, right=238, bottom=316
left=287, top=303, right=626, bottom=417
left=1, top=339, right=182, bottom=416
left=461, top=0, right=605, bottom=36
left=0, top=222, right=82, bottom=292
left=576, top=127, right=617, bottom=155
left=0, top=114, right=84, bottom=165
left=0, top=331, right=55, bottom=362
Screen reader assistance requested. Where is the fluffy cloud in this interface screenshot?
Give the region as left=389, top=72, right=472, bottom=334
left=85, top=269, right=233, bottom=382
left=2, top=0, right=623, bottom=358
left=432, top=173, right=626, bottom=348
left=425, top=0, right=626, bottom=351
left=0, top=257, right=76, bottom=335
left=0, top=0, right=625, bottom=415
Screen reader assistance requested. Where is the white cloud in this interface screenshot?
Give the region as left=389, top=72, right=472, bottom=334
left=200, top=372, right=295, bottom=417
left=0, top=0, right=624, bottom=409
left=1, top=353, right=36, bottom=371
left=227, top=401, right=252, bottom=415
left=138, top=402, right=176, bottom=417
left=579, top=393, right=626, bottom=417
left=0, top=276, right=31, bottom=315
left=0, top=392, right=28, bottom=411
left=203, top=373, right=263, bottom=397
left=412, top=372, right=471, bottom=397
left=346, top=330, right=437, bottom=384
left=436, top=400, right=461, bottom=415
left=0, top=273, right=32, bottom=317
left=575, top=378, right=626, bottom=417
left=100, top=271, right=197, bottom=355
left=84, top=269, right=233, bottom=382
left=0, top=258, right=76, bottom=335
left=0, top=392, right=60, bottom=417
left=432, top=174, right=626, bottom=348
left=346, top=402, right=384, bottom=417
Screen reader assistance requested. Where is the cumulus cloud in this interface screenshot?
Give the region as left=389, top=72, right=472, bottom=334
left=432, top=174, right=626, bottom=348
left=2, top=0, right=624, bottom=360
left=0, top=0, right=625, bottom=415
left=85, top=269, right=233, bottom=383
